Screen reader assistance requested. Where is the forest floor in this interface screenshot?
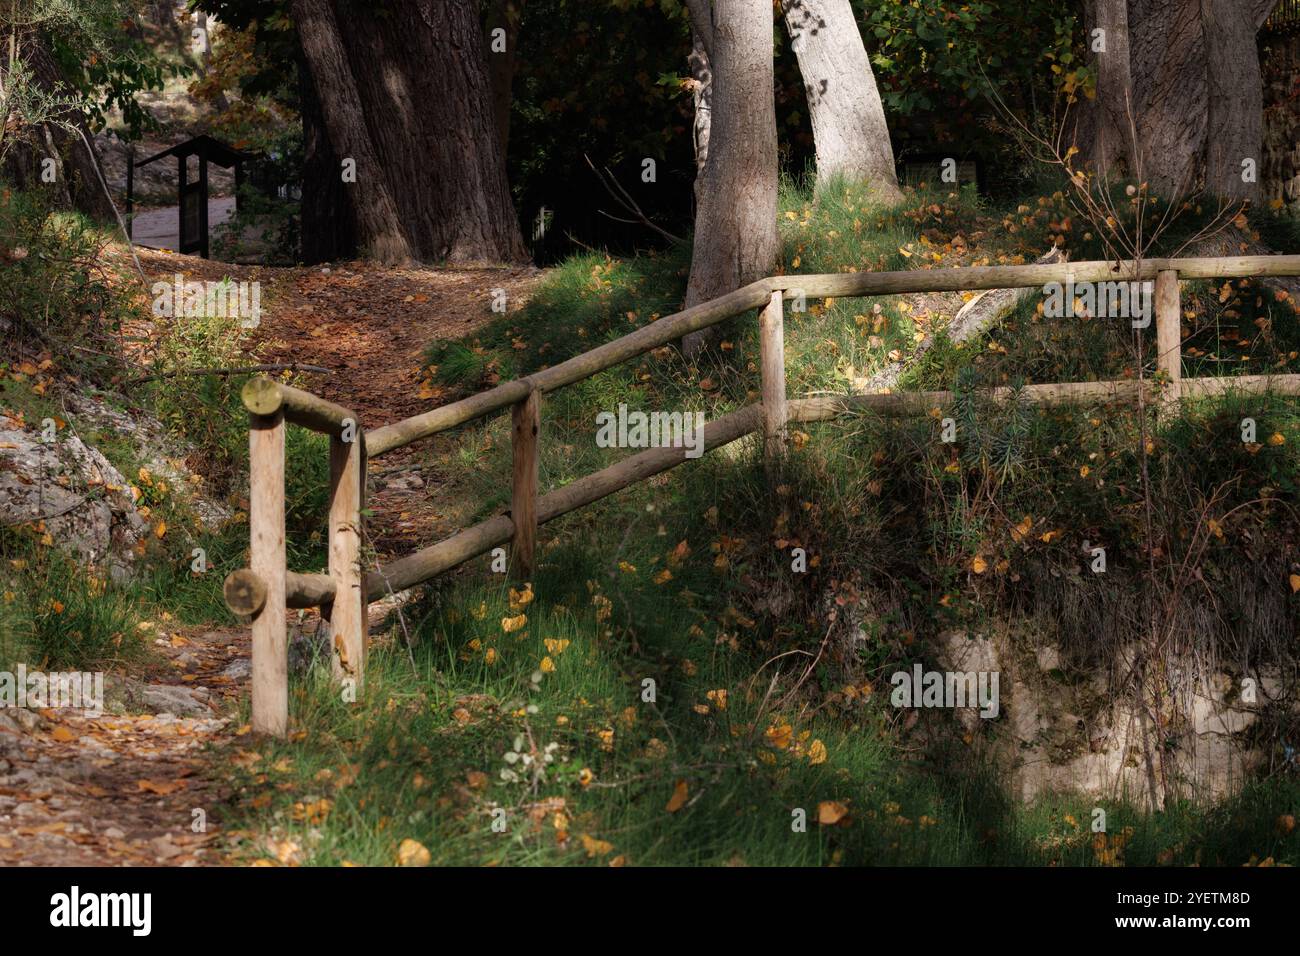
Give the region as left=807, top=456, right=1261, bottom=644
left=1, top=247, right=545, bottom=866
left=127, top=246, right=544, bottom=547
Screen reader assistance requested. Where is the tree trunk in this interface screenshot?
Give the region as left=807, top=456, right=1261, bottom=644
left=1200, top=0, right=1275, bottom=202
left=681, top=0, right=780, bottom=358
left=293, top=0, right=528, bottom=264
left=1127, top=0, right=1206, bottom=198
left=292, top=0, right=412, bottom=264
left=780, top=0, right=901, bottom=203
left=483, top=0, right=525, bottom=159
left=297, top=50, right=357, bottom=263
left=687, top=29, right=712, bottom=190
left=1088, top=0, right=1138, bottom=178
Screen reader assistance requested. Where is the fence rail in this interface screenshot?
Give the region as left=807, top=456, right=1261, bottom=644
left=225, top=254, right=1300, bottom=736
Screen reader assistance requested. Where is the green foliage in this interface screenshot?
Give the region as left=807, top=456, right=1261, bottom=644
left=860, top=0, right=1079, bottom=118
left=0, top=187, right=134, bottom=375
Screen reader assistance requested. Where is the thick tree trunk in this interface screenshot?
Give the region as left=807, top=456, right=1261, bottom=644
left=292, top=0, right=412, bottom=264
left=780, top=0, right=901, bottom=203
left=297, top=51, right=357, bottom=263
left=1127, top=0, right=1206, bottom=198
left=1200, top=0, right=1276, bottom=202
left=681, top=0, right=780, bottom=358
left=293, top=0, right=528, bottom=264
left=346, top=0, right=527, bottom=263
left=483, top=0, right=525, bottom=159
left=1088, top=0, right=1138, bottom=178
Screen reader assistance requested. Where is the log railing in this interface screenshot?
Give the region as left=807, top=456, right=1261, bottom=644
left=225, top=254, right=1300, bottom=735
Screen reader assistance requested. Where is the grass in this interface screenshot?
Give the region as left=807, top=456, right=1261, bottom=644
left=5, top=176, right=1299, bottom=866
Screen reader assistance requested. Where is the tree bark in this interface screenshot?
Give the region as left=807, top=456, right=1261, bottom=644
left=780, top=0, right=901, bottom=203
left=687, top=29, right=712, bottom=188
left=681, top=0, right=781, bottom=358
left=1088, top=0, right=1138, bottom=178
left=297, top=50, right=357, bottom=263
left=483, top=0, right=525, bottom=159
left=1200, top=0, right=1275, bottom=202
left=292, top=0, right=412, bottom=264
left=293, top=0, right=528, bottom=264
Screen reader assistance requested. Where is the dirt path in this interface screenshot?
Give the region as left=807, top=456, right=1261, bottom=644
left=131, top=247, right=543, bottom=550
left=0, top=249, right=542, bottom=866
left=0, top=624, right=244, bottom=866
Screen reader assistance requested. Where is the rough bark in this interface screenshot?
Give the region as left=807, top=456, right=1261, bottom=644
left=483, top=0, right=525, bottom=159
left=687, top=29, right=712, bottom=185
left=1201, top=0, right=1276, bottom=201
left=1127, top=0, right=1206, bottom=198
left=292, top=0, right=412, bottom=264
left=293, top=0, right=528, bottom=264
left=1088, top=0, right=1138, bottom=178
left=681, top=0, right=781, bottom=358
left=780, top=0, right=901, bottom=202
left=297, top=50, right=357, bottom=263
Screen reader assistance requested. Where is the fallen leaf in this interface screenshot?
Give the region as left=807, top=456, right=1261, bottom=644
left=665, top=779, right=689, bottom=813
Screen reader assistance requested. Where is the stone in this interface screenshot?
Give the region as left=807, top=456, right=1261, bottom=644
left=130, top=683, right=212, bottom=717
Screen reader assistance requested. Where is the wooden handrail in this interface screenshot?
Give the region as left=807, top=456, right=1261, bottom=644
left=364, top=255, right=1300, bottom=457
left=228, top=252, right=1300, bottom=736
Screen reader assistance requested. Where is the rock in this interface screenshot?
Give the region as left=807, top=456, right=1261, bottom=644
left=103, top=826, right=126, bottom=840
left=221, top=658, right=251, bottom=681
left=202, top=630, right=236, bottom=647
left=130, top=683, right=212, bottom=717
left=1035, top=645, right=1061, bottom=672
left=0, top=413, right=146, bottom=581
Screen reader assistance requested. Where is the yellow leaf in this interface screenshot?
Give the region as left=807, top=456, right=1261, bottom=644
left=50, top=725, right=78, bottom=743
left=543, top=638, right=570, bottom=655
left=540, top=655, right=555, bottom=673
left=1268, top=432, right=1286, bottom=446
left=501, top=613, right=527, bottom=633
left=154, top=520, right=167, bottom=539
left=1010, top=515, right=1033, bottom=543
left=397, top=838, right=431, bottom=867
left=580, top=833, right=615, bottom=857
left=665, top=779, right=689, bottom=813
left=808, top=739, right=828, bottom=765
left=971, top=556, right=988, bottom=575
left=1079, top=465, right=1090, bottom=478
left=1290, top=574, right=1300, bottom=594
left=764, top=723, right=793, bottom=749
left=706, top=688, right=728, bottom=711
left=817, top=800, right=849, bottom=825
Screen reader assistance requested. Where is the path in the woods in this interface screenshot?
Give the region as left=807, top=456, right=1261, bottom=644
left=0, top=249, right=542, bottom=866
left=132, top=247, right=544, bottom=551
left=0, top=625, right=241, bottom=866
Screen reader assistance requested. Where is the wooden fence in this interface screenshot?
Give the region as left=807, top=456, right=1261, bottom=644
left=224, top=254, right=1300, bottom=736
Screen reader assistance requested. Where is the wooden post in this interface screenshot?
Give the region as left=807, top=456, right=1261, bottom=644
left=759, top=290, right=788, bottom=480
left=328, top=429, right=365, bottom=691
left=510, top=389, right=540, bottom=581
left=1155, top=269, right=1181, bottom=418
left=249, top=410, right=288, bottom=736
left=198, top=153, right=210, bottom=259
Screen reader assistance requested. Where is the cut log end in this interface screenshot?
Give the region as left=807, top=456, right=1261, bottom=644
left=242, top=376, right=284, bottom=416
left=224, top=568, right=268, bottom=616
